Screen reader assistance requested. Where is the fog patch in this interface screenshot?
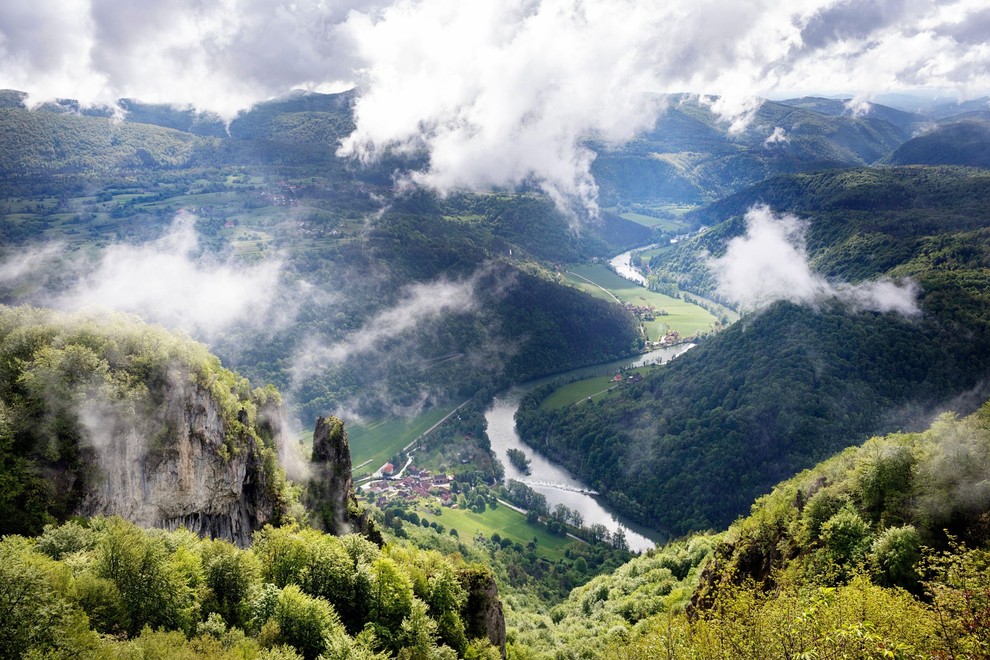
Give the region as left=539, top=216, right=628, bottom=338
left=291, top=275, right=479, bottom=382
left=709, top=205, right=920, bottom=316
left=764, top=126, right=789, bottom=146
left=43, top=210, right=288, bottom=340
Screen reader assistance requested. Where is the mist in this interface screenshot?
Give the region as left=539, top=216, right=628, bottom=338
left=0, top=211, right=289, bottom=341
left=709, top=205, right=920, bottom=316
left=3, top=1, right=989, bottom=210
left=289, top=273, right=484, bottom=420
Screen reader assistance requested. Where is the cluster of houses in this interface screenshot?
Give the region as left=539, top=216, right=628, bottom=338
left=623, top=302, right=664, bottom=321
left=359, top=465, right=457, bottom=509
left=611, top=371, right=645, bottom=384
left=649, top=330, right=683, bottom=347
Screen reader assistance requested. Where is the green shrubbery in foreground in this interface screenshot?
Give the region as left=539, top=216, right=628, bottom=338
left=507, top=400, right=990, bottom=658
left=0, top=519, right=502, bottom=659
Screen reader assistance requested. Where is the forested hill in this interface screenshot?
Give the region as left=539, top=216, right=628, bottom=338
left=518, top=165, right=990, bottom=535
left=590, top=95, right=910, bottom=206
left=884, top=119, right=990, bottom=168
left=650, top=165, right=990, bottom=296
left=512, top=397, right=990, bottom=658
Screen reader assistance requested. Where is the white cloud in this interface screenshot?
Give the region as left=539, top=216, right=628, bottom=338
left=2, top=1, right=989, bottom=207
left=26, top=210, right=289, bottom=339
left=709, top=205, right=920, bottom=316
left=764, top=126, right=790, bottom=146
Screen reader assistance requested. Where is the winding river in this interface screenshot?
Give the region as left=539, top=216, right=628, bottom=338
left=485, top=344, right=692, bottom=553
left=608, top=243, right=658, bottom=286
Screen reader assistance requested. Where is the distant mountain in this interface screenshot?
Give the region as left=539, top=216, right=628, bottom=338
left=778, top=96, right=926, bottom=131
left=591, top=95, right=909, bottom=205
left=884, top=119, right=990, bottom=168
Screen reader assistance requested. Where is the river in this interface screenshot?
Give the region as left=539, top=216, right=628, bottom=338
left=485, top=344, right=692, bottom=553
left=608, top=244, right=658, bottom=286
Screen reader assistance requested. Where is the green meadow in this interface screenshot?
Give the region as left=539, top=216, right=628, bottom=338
left=565, top=264, right=719, bottom=339
left=418, top=504, right=572, bottom=561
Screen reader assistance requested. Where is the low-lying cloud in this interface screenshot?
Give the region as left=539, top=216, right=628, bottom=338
left=3, top=1, right=989, bottom=211
left=291, top=276, right=479, bottom=384
left=709, top=205, right=920, bottom=316
left=0, top=210, right=287, bottom=339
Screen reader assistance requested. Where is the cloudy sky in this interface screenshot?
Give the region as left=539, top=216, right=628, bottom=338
left=2, top=0, right=989, bottom=206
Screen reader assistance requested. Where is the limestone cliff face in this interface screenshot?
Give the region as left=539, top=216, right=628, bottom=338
left=76, top=373, right=285, bottom=547
left=460, top=567, right=507, bottom=658
left=307, top=415, right=382, bottom=544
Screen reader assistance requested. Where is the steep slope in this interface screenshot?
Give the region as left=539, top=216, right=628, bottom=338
left=513, top=398, right=990, bottom=659
left=519, top=166, right=990, bottom=535
left=591, top=96, right=908, bottom=205
left=0, top=305, right=294, bottom=543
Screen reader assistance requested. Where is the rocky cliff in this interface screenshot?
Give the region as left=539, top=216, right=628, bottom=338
left=76, top=372, right=287, bottom=546
left=0, top=305, right=291, bottom=543
left=308, top=415, right=382, bottom=543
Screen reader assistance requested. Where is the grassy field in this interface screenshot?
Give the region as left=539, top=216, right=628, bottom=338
left=539, top=366, right=658, bottom=410
left=565, top=264, right=719, bottom=339
left=618, top=212, right=685, bottom=232
left=418, top=504, right=571, bottom=561
left=539, top=376, right=618, bottom=409
left=344, top=406, right=459, bottom=478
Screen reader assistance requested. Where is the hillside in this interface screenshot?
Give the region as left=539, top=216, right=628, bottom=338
left=885, top=120, right=990, bottom=168
left=778, top=96, right=926, bottom=131
left=0, top=305, right=293, bottom=540
left=590, top=96, right=908, bottom=205
left=511, top=398, right=990, bottom=658
left=518, top=166, right=990, bottom=535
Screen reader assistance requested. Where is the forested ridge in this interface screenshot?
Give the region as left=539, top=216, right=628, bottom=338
left=510, top=398, right=990, bottom=658
left=519, top=165, right=990, bottom=535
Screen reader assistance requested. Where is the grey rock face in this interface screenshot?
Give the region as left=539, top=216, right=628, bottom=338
left=76, top=373, right=281, bottom=546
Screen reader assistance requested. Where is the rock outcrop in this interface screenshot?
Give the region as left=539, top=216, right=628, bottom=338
left=76, top=372, right=286, bottom=547
left=459, top=567, right=507, bottom=658
left=307, top=415, right=382, bottom=544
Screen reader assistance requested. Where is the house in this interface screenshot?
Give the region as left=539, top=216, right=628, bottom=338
left=382, top=463, right=395, bottom=476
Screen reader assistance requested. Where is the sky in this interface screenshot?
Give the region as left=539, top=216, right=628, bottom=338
left=2, top=0, right=989, bottom=208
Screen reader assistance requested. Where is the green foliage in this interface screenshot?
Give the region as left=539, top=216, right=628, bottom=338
left=201, top=539, right=261, bottom=629
left=271, top=584, right=344, bottom=660
left=0, top=536, right=97, bottom=657
left=869, top=525, right=922, bottom=590
left=0, top=305, right=293, bottom=536
left=6, top=516, right=488, bottom=659
left=521, top=166, right=990, bottom=536
left=94, top=517, right=199, bottom=635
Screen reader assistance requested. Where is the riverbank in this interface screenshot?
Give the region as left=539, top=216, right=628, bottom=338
left=485, top=344, right=692, bottom=553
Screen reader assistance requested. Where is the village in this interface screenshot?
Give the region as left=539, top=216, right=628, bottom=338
left=358, top=464, right=458, bottom=510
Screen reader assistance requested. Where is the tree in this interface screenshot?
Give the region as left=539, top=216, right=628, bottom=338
left=370, top=556, right=414, bottom=651
left=869, top=525, right=922, bottom=591
left=202, top=539, right=261, bottom=629
left=94, top=517, right=197, bottom=635
left=274, top=585, right=344, bottom=660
